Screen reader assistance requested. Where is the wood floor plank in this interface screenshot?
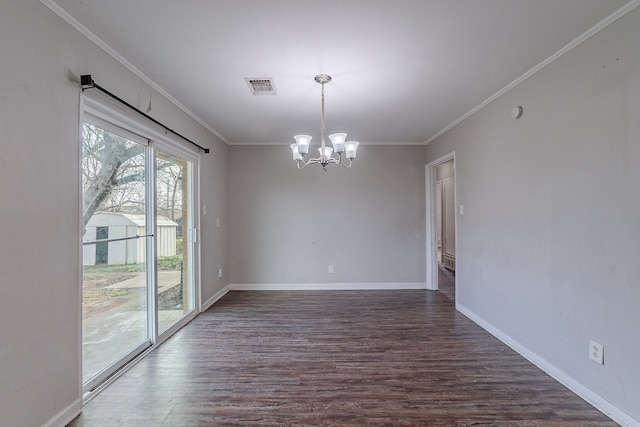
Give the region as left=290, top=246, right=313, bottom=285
left=68, top=290, right=617, bottom=426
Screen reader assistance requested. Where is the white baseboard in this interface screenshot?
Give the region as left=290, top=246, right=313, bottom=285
left=456, top=303, right=639, bottom=427
left=229, top=282, right=427, bottom=291
left=200, top=285, right=231, bottom=312
left=41, top=397, right=82, bottom=427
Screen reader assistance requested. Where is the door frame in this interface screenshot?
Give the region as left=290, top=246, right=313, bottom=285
left=425, top=152, right=456, bottom=291
left=153, top=140, right=201, bottom=345
left=79, top=93, right=202, bottom=397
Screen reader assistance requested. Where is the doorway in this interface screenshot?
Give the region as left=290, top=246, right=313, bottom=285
left=425, top=153, right=456, bottom=301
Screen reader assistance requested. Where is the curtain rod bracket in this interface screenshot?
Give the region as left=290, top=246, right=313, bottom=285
left=79, top=74, right=210, bottom=154
left=80, top=74, right=94, bottom=90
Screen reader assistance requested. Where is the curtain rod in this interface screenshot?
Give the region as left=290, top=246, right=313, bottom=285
left=80, top=75, right=210, bottom=154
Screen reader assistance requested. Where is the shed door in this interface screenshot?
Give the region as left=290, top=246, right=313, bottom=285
left=95, top=226, right=108, bottom=265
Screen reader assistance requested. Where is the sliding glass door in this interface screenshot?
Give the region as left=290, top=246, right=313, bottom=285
left=81, top=120, right=152, bottom=390
left=156, top=149, right=195, bottom=335
left=81, top=110, right=199, bottom=392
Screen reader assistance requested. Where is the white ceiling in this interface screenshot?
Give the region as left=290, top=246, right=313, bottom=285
left=49, top=0, right=631, bottom=145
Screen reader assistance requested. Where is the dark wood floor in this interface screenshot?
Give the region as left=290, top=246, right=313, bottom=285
left=438, top=264, right=455, bottom=302
left=69, top=289, right=617, bottom=426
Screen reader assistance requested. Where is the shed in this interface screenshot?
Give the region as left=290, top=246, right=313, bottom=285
left=83, top=212, right=178, bottom=265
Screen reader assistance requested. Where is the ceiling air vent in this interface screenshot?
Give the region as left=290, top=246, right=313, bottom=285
left=245, top=77, right=277, bottom=95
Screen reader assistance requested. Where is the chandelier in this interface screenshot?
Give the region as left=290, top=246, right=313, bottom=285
left=290, top=74, right=359, bottom=170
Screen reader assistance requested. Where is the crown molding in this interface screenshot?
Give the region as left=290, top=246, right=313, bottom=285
left=425, top=0, right=640, bottom=145
left=228, top=141, right=426, bottom=146
left=40, top=0, right=229, bottom=144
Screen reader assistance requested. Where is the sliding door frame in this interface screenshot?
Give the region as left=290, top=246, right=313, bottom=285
left=153, top=140, right=201, bottom=345
left=80, top=113, right=153, bottom=393
left=79, top=93, right=201, bottom=397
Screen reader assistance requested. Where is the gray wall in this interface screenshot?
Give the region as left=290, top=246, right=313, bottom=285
left=426, top=8, right=640, bottom=421
left=0, top=2, right=227, bottom=426
left=200, top=127, right=229, bottom=304
left=229, top=145, right=426, bottom=285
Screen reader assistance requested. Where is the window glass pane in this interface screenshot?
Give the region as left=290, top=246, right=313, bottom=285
left=156, top=150, right=194, bottom=334
left=81, top=122, right=149, bottom=384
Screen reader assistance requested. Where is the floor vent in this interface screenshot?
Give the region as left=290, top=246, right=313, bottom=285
left=245, top=77, right=277, bottom=95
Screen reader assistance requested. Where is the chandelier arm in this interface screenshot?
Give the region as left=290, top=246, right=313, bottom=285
left=296, top=156, right=350, bottom=169
left=333, top=152, right=350, bottom=168
left=303, top=156, right=345, bottom=165
left=296, top=156, right=326, bottom=169
left=340, top=158, right=353, bottom=168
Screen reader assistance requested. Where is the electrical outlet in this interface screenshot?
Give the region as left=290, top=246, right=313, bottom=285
left=589, top=340, right=604, bottom=365
left=328, top=265, right=334, bottom=274
left=217, top=267, right=223, bottom=279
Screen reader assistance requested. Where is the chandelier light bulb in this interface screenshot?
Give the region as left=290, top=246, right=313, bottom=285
left=329, top=133, right=347, bottom=153
left=290, top=143, right=303, bottom=161
left=319, top=146, right=333, bottom=158
left=344, top=141, right=360, bottom=160
left=293, top=134, right=312, bottom=155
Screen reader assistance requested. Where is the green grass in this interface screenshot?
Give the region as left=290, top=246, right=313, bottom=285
left=157, top=255, right=182, bottom=270
left=84, top=263, right=142, bottom=274
left=83, top=288, right=131, bottom=301
left=84, top=255, right=183, bottom=274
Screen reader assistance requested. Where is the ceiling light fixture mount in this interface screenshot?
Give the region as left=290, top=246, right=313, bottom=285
left=314, top=73, right=332, bottom=85
left=290, top=74, right=359, bottom=170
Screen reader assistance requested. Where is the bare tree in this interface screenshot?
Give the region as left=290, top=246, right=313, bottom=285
left=156, top=159, right=183, bottom=220
left=82, top=123, right=183, bottom=229
left=82, top=123, right=144, bottom=228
